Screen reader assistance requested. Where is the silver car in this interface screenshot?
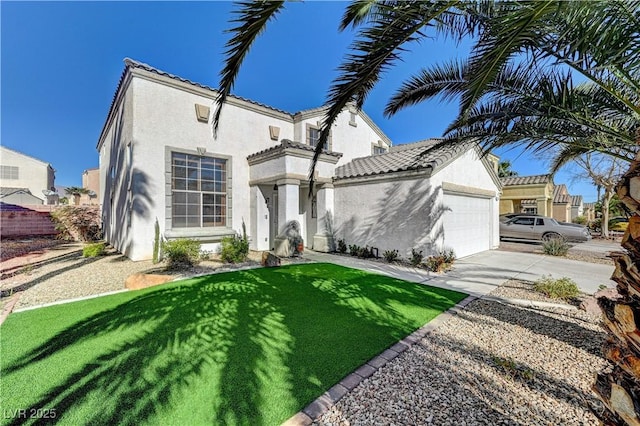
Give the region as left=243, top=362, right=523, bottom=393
left=500, top=215, right=591, bottom=242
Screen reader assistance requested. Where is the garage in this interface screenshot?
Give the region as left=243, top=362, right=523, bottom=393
left=442, top=192, right=493, bottom=258
left=333, top=140, right=501, bottom=260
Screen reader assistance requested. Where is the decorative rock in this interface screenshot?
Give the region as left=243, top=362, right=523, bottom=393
left=261, top=251, right=281, bottom=267
left=125, top=273, right=173, bottom=290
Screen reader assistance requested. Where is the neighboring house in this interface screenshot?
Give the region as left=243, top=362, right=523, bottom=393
left=98, top=59, right=500, bottom=261
left=583, top=202, right=596, bottom=222
left=0, top=146, right=55, bottom=205
left=570, top=195, right=584, bottom=220
left=0, top=187, right=45, bottom=206
left=499, top=174, right=554, bottom=216
left=552, top=184, right=572, bottom=222
left=79, top=168, right=100, bottom=205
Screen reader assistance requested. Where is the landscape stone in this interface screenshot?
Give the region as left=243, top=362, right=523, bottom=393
left=261, top=251, right=281, bottom=267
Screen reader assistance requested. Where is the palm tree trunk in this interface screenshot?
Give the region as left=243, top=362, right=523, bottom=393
left=593, top=158, right=640, bottom=424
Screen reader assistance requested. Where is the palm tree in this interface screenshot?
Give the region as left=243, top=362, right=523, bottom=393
left=64, top=186, right=89, bottom=206
left=497, top=161, right=517, bottom=178
left=214, top=2, right=640, bottom=421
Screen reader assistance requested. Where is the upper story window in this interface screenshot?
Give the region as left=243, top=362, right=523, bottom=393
left=0, top=165, right=19, bottom=180
left=306, top=123, right=332, bottom=151
left=307, top=126, right=321, bottom=148
left=372, top=146, right=387, bottom=155
left=171, top=152, right=227, bottom=228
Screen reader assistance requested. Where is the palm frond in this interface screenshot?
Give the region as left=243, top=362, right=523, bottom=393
left=309, top=0, right=459, bottom=190
left=213, top=1, right=286, bottom=137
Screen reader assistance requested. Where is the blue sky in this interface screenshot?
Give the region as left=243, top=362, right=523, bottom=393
left=1, top=1, right=597, bottom=201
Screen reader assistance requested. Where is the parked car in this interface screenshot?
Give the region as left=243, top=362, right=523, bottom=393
left=499, top=213, right=542, bottom=223
left=500, top=215, right=591, bottom=242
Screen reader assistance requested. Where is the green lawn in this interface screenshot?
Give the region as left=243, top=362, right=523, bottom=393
left=1, top=263, right=466, bottom=425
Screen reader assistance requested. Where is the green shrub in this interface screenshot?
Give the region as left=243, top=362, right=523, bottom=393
left=533, top=276, right=580, bottom=300
left=424, top=249, right=456, bottom=272
left=152, top=218, right=161, bottom=264
left=82, top=242, right=106, bottom=258
left=410, top=248, right=423, bottom=267
left=348, top=244, right=361, bottom=257
left=337, top=239, right=347, bottom=254
left=542, top=238, right=569, bottom=256
left=220, top=234, right=249, bottom=263
left=383, top=249, right=399, bottom=262
left=162, top=238, right=201, bottom=269
left=357, top=246, right=376, bottom=258
left=572, top=216, right=587, bottom=225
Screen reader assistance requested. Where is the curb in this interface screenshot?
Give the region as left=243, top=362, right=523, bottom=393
left=281, top=294, right=478, bottom=425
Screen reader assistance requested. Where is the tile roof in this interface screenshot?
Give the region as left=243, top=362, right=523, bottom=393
left=553, top=184, right=571, bottom=204
left=123, top=58, right=292, bottom=115
left=247, top=139, right=342, bottom=161
left=0, top=187, right=32, bottom=197
left=501, top=174, right=552, bottom=186
left=334, top=139, right=472, bottom=180
left=570, top=195, right=583, bottom=206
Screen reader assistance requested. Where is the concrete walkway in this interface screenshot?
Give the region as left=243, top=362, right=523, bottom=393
left=306, top=249, right=615, bottom=296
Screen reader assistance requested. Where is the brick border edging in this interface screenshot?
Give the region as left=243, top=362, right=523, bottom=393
left=282, top=295, right=478, bottom=426
left=0, top=292, right=22, bottom=326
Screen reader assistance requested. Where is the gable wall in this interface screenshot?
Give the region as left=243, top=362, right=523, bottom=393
left=334, top=149, right=499, bottom=258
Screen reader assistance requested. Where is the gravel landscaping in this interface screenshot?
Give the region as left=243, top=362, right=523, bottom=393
left=0, top=247, right=275, bottom=311
left=315, top=281, right=607, bottom=425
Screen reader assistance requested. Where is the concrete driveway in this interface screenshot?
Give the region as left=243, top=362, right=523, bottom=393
left=306, top=249, right=615, bottom=297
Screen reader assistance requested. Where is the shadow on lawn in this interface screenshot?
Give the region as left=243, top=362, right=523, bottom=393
left=3, top=263, right=464, bottom=425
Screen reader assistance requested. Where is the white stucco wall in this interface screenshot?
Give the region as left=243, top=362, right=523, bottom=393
left=334, top=149, right=500, bottom=259
left=0, top=146, right=54, bottom=203
left=293, top=110, right=390, bottom=166
left=98, top=64, right=394, bottom=261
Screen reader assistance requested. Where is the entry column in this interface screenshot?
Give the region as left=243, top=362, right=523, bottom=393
left=313, top=183, right=335, bottom=252
left=274, top=178, right=300, bottom=256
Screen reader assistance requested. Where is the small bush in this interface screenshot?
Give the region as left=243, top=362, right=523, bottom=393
left=51, top=206, right=102, bottom=242
left=357, top=246, right=376, bottom=258
left=83, top=242, right=106, bottom=258
left=337, top=239, right=347, bottom=254
left=348, top=244, right=361, bottom=257
left=199, top=250, right=214, bottom=261
left=220, top=234, right=249, bottom=263
left=542, top=238, right=569, bottom=256
left=162, top=238, right=201, bottom=269
left=572, top=216, right=587, bottom=225
left=383, top=249, right=399, bottom=262
left=424, top=249, right=456, bottom=272
left=534, top=275, right=580, bottom=300
left=410, top=248, right=423, bottom=267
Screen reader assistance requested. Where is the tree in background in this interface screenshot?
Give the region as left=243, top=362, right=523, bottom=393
left=64, top=186, right=89, bottom=206
left=567, top=153, right=631, bottom=238
left=497, top=161, right=517, bottom=178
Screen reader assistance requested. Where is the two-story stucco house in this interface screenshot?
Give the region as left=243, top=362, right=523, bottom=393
left=98, top=59, right=500, bottom=261
left=0, top=146, right=56, bottom=205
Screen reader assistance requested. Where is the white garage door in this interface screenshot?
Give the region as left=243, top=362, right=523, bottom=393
left=442, top=193, right=492, bottom=258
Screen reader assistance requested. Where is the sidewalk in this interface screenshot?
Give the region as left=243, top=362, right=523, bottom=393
left=305, top=249, right=615, bottom=296
left=0, top=242, right=83, bottom=276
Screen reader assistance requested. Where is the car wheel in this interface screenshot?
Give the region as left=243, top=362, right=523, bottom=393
left=542, top=232, right=564, bottom=242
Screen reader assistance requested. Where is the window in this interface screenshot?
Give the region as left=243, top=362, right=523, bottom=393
left=307, top=126, right=321, bottom=148
left=171, top=152, right=227, bottom=228
left=536, top=218, right=544, bottom=226
left=0, top=165, right=19, bottom=180
left=372, top=146, right=387, bottom=155
left=513, top=217, right=534, bottom=226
